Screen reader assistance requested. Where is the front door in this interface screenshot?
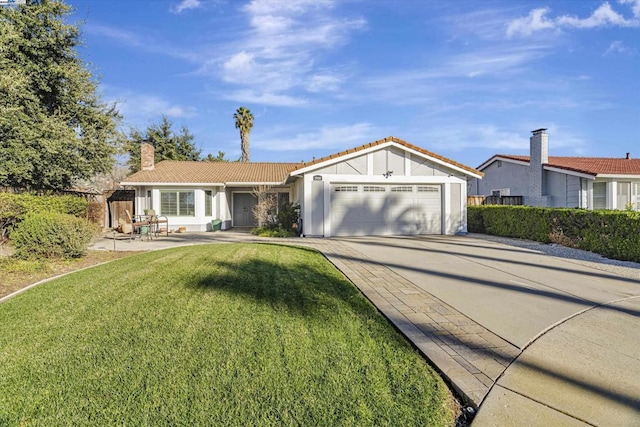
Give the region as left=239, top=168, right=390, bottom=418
left=233, top=193, right=258, bottom=227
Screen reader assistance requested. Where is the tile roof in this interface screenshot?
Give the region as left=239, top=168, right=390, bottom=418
left=121, top=136, right=483, bottom=185
left=122, top=161, right=298, bottom=184
left=290, top=136, right=483, bottom=176
left=493, top=155, right=640, bottom=176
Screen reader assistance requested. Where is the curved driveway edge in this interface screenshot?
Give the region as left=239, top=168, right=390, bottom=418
left=331, top=235, right=640, bottom=426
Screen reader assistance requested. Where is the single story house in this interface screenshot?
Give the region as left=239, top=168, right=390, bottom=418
left=468, top=129, right=640, bottom=210
left=121, top=136, right=483, bottom=237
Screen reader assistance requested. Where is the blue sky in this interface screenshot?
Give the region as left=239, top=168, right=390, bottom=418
left=69, top=0, right=639, bottom=167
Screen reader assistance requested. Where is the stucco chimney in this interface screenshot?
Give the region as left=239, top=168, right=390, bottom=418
left=141, top=141, right=155, bottom=171
left=528, top=128, right=548, bottom=206
left=626, top=152, right=631, bottom=159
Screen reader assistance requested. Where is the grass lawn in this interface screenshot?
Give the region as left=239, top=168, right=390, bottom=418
left=0, top=243, right=457, bottom=426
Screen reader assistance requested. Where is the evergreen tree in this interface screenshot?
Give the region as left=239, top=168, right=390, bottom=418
left=0, top=0, right=121, bottom=190
left=125, top=116, right=201, bottom=172
left=203, top=151, right=229, bottom=162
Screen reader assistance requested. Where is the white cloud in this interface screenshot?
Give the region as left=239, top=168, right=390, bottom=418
left=222, top=90, right=308, bottom=107
left=604, top=40, right=636, bottom=55
left=620, top=0, right=640, bottom=17
left=307, top=73, right=343, bottom=92
left=212, top=0, right=365, bottom=102
left=86, top=23, right=200, bottom=62
left=255, top=123, right=377, bottom=151
left=506, top=8, right=556, bottom=38
left=171, top=0, right=202, bottom=14
left=556, top=2, right=632, bottom=28
left=106, top=90, right=197, bottom=128
left=507, top=1, right=640, bottom=37
left=416, top=123, right=587, bottom=156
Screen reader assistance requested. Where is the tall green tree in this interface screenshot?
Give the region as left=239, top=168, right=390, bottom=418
left=0, top=0, right=121, bottom=190
left=234, top=106, right=253, bottom=162
left=125, top=116, right=201, bottom=172
left=203, top=151, right=229, bottom=162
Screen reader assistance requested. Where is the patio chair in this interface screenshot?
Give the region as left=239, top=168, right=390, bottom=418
left=124, top=209, right=150, bottom=241
left=146, top=209, right=169, bottom=237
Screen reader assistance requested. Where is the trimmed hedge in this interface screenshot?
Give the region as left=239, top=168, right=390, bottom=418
left=11, top=212, right=98, bottom=259
left=468, top=206, right=640, bottom=263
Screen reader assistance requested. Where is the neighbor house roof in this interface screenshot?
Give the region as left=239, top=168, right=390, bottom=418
left=290, top=136, right=483, bottom=176
left=121, top=161, right=298, bottom=185
left=482, top=155, right=640, bottom=176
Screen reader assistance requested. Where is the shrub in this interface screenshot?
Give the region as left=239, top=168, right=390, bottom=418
left=250, top=226, right=297, bottom=238
left=0, top=192, right=89, bottom=239
left=468, top=206, right=640, bottom=262
left=277, top=202, right=300, bottom=232
left=11, top=212, right=98, bottom=259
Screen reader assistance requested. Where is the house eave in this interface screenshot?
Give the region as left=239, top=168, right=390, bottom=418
left=543, top=166, right=596, bottom=180
left=291, top=141, right=483, bottom=179
left=477, top=156, right=529, bottom=171
left=596, top=173, right=640, bottom=179
left=225, top=181, right=287, bottom=186
left=120, top=181, right=225, bottom=187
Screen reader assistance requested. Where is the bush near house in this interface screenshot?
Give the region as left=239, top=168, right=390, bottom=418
left=11, top=212, right=98, bottom=259
left=468, top=206, right=640, bottom=263
left=0, top=192, right=89, bottom=238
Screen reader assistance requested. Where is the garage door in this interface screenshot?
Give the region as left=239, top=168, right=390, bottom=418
left=330, top=184, right=441, bottom=236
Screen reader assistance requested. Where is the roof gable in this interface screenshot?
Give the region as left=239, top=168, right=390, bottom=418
left=290, top=136, right=483, bottom=178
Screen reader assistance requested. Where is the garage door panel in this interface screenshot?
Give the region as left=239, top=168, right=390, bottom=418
left=330, top=184, right=442, bottom=236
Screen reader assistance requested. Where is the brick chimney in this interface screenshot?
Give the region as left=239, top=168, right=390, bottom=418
left=528, top=128, right=548, bottom=206
left=141, top=141, right=155, bottom=171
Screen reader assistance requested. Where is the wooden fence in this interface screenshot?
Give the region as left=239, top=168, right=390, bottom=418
left=468, top=195, right=524, bottom=206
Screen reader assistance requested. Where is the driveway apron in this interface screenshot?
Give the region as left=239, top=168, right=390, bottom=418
left=329, top=236, right=640, bottom=426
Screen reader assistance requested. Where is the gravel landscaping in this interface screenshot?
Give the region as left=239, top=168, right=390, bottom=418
left=468, top=233, right=640, bottom=281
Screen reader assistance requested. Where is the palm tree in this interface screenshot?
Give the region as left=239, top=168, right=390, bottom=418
left=234, top=106, right=254, bottom=162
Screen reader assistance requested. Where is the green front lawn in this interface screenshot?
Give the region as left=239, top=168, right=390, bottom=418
left=0, top=244, right=456, bottom=426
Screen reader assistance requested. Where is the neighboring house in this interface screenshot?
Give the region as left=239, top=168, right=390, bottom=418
left=469, top=129, right=640, bottom=210
left=120, top=136, right=483, bottom=237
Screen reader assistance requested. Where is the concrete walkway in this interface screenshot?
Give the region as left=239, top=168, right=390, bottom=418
left=90, top=231, right=640, bottom=425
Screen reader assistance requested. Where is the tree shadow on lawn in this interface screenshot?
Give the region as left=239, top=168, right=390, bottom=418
left=188, top=244, right=378, bottom=320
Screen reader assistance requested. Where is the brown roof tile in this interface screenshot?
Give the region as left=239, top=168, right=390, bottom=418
left=290, top=136, right=483, bottom=176
left=494, top=155, right=640, bottom=176
left=122, top=137, right=483, bottom=185
left=122, top=161, right=298, bottom=184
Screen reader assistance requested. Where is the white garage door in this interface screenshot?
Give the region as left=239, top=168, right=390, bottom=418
left=330, top=184, right=441, bottom=236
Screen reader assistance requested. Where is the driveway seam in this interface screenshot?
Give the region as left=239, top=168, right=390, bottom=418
left=494, top=384, right=597, bottom=427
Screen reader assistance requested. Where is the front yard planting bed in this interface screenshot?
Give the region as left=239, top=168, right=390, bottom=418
left=0, top=244, right=456, bottom=426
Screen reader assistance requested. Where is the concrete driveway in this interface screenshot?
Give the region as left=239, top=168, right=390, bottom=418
left=332, top=236, right=640, bottom=426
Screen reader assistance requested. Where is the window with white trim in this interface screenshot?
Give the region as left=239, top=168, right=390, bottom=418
left=160, top=190, right=195, bottom=216
left=593, top=182, right=606, bottom=210
left=204, top=190, right=213, bottom=217
left=363, top=186, right=386, bottom=192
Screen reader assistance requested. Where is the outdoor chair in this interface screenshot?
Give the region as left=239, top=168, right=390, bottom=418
left=146, top=209, right=169, bottom=238
left=124, top=209, right=151, bottom=241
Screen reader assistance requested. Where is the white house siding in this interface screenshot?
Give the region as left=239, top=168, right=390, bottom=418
left=449, top=183, right=464, bottom=234
left=472, top=161, right=529, bottom=197
left=142, top=187, right=221, bottom=232
left=298, top=145, right=471, bottom=237
left=546, top=170, right=568, bottom=207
